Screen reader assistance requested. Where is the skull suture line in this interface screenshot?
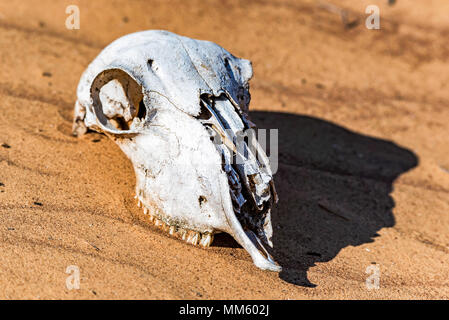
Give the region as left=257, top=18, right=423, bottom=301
left=73, top=30, right=280, bottom=271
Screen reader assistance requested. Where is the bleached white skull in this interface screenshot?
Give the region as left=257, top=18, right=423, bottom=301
left=73, top=30, right=280, bottom=271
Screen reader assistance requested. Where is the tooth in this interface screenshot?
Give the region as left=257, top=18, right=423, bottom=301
left=199, top=233, right=213, bottom=248
left=141, top=210, right=212, bottom=248
left=179, top=228, right=188, bottom=241
left=137, top=200, right=141, bottom=208
left=187, top=231, right=200, bottom=246
left=154, top=219, right=162, bottom=227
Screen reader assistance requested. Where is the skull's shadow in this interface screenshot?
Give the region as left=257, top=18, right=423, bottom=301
left=249, top=111, right=418, bottom=287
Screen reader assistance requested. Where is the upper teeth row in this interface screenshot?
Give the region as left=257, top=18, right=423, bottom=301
left=135, top=195, right=214, bottom=248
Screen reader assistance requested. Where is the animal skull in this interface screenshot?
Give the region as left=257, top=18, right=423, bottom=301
left=73, top=30, right=280, bottom=271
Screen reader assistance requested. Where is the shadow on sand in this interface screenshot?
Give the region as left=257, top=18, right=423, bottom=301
left=215, top=111, right=418, bottom=287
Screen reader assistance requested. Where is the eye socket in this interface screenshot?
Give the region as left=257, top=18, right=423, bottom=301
left=91, top=69, right=146, bottom=133
left=104, top=99, right=147, bottom=131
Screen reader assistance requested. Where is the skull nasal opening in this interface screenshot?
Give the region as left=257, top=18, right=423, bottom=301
left=91, top=69, right=146, bottom=132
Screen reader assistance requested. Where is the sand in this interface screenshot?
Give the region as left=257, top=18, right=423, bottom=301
left=0, top=0, right=448, bottom=299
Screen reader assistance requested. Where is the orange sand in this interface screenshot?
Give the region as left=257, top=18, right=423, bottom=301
left=0, top=0, right=448, bottom=299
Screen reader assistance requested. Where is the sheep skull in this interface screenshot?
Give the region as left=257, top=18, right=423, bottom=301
left=73, top=30, right=280, bottom=271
